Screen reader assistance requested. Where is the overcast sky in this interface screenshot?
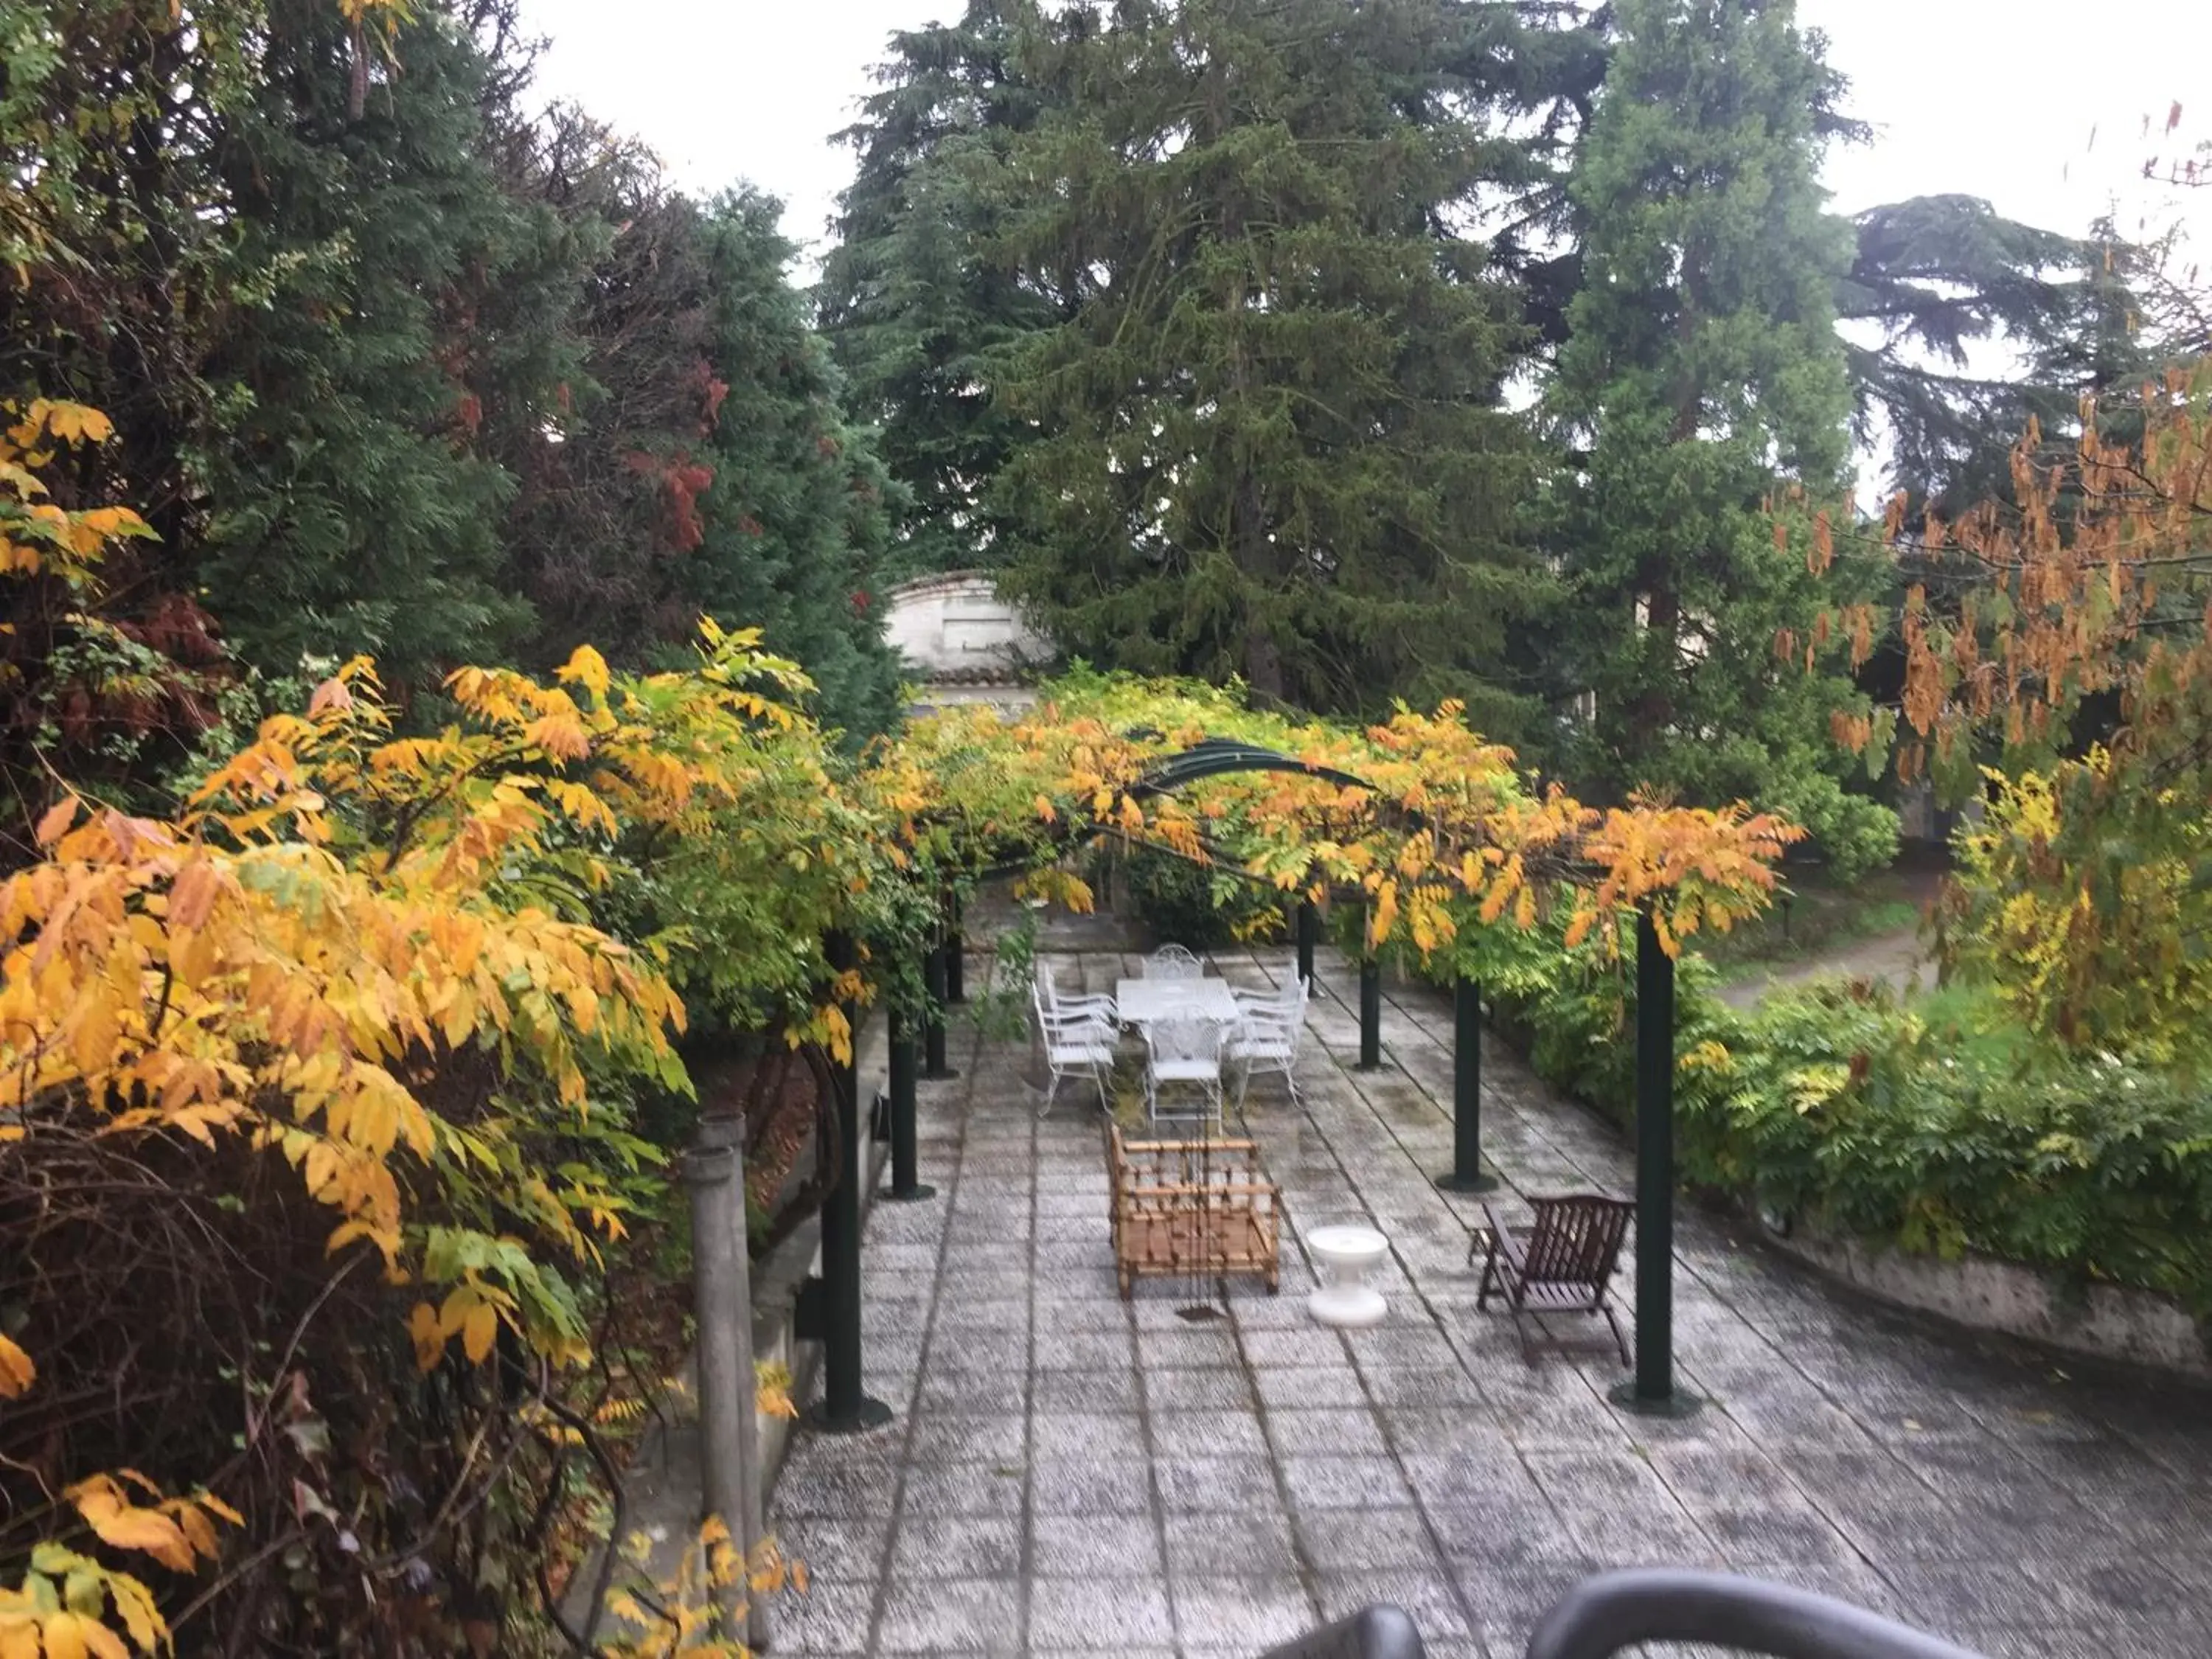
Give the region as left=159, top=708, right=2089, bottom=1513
left=520, top=1, right=2211, bottom=272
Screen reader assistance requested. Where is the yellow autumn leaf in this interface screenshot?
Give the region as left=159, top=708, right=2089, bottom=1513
left=40, top=401, right=116, bottom=445
left=42, top=1611, right=91, bottom=1659
left=407, top=1301, right=444, bottom=1372
left=462, top=1300, right=498, bottom=1365
left=77, top=1613, right=130, bottom=1659
left=108, top=1574, right=165, bottom=1653
left=556, top=643, right=611, bottom=700
left=74, top=507, right=150, bottom=540
left=0, top=1332, right=32, bottom=1398
left=35, top=796, right=78, bottom=846
left=72, top=1489, right=194, bottom=1573
left=174, top=1506, right=217, bottom=1561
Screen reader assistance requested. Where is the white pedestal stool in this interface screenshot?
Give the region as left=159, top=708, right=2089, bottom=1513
left=1306, top=1224, right=1390, bottom=1328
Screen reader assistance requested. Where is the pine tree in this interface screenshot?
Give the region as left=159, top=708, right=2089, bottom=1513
left=688, top=194, right=905, bottom=737
left=1545, top=0, right=1892, bottom=872
left=192, top=0, right=562, bottom=689
left=817, top=1, right=1065, bottom=579
left=1837, top=195, right=2156, bottom=515
left=982, top=0, right=1543, bottom=726
left=491, top=109, right=720, bottom=664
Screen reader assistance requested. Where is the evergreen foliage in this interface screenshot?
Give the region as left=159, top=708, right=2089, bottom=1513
left=195, top=0, right=551, bottom=684
left=490, top=110, right=708, bottom=663
left=818, top=1, right=1062, bottom=580
left=982, top=0, right=1544, bottom=726
left=0, top=0, right=908, bottom=749
left=1838, top=195, right=2157, bottom=514
left=688, top=194, right=906, bottom=737
left=1543, top=0, right=1893, bottom=874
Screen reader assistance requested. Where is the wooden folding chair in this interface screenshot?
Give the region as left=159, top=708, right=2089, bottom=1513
left=1470, top=1194, right=1635, bottom=1363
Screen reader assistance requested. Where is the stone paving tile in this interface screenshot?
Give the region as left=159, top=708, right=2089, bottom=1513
left=1034, top=1368, right=1143, bottom=1413
left=763, top=944, right=2212, bottom=1657
left=1029, top=1577, right=1177, bottom=1649
left=770, top=1512, right=894, bottom=1583
left=1251, top=1366, right=1370, bottom=1411
left=774, top=1576, right=879, bottom=1655
left=1151, top=1409, right=1271, bottom=1460
left=1034, top=1331, right=1135, bottom=1371
left=1169, top=1575, right=1321, bottom=1650
left=1030, top=1512, right=1166, bottom=1579
left=874, top=1576, right=1021, bottom=1654
left=1030, top=1459, right=1155, bottom=1516
left=1293, top=1507, right=1447, bottom=1574
left=1281, top=1454, right=1419, bottom=1512
left=909, top=1414, right=1028, bottom=1466
left=1032, top=1411, right=1148, bottom=1463
left=897, top=1461, right=1026, bottom=1518
left=1144, top=1366, right=1257, bottom=1411
left=1155, top=1453, right=1284, bottom=1515
left=1160, top=1509, right=1303, bottom=1579
left=1265, top=1406, right=1390, bottom=1457
left=1314, top=1570, right=1474, bottom=1639
left=891, top=1513, right=1023, bottom=1579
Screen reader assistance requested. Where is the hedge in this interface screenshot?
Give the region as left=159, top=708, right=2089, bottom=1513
left=1460, top=929, right=2212, bottom=1322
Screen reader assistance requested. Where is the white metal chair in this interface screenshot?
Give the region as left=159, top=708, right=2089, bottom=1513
left=1039, top=961, right=1117, bottom=1023
left=1141, top=1014, right=1228, bottom=1127
left=1144, top=943, right=1203, bottom=980
left=1032, top=984, right=1116, bottom=1117
left=1230, top=973, right=1307, bottom=1023
left=1229, top=975, right=1309, bottom=1110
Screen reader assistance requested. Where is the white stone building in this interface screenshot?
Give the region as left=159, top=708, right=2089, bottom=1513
left=881, top=571, right=1051, bottom=714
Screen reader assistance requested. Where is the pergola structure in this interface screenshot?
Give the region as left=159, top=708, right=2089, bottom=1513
left=804, top=730, right=1733, bottom=1436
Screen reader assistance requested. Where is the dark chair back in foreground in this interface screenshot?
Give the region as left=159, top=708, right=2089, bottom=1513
left=1257, top=1604, right=1425, bottom=1659
left=1524, top=1568, right=1991, bottom=1659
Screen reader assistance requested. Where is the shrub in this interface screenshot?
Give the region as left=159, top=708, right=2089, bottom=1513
left=1703, top=983, right=2212, bottom=1311
left=0, top=624, right=885, bottom=1652
left=1120, top=844, right=1284, bottom=950
left=1467, top=926, right=2212, bottom=1320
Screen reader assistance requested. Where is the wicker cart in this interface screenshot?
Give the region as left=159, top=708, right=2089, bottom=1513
left=1107, top=1124, right=1281, bottom=1298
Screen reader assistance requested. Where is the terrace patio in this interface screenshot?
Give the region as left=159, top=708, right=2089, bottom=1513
left=764, top=942, right=2212, bottom=1659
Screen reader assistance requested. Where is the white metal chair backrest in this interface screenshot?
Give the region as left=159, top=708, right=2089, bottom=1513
left=1144, top=944, right=1203, bottom=981
left=1246, top=975, right=1302, bottom=1024
left=1039, top=961, right=1072, bottom=1012
left=1149, top=1014, right=1225, bottom=1066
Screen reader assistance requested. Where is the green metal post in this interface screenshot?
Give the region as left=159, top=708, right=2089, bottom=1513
left=885, top=1004, right=933, bottom=1203
left=809, top=931, right=891, bottom=1433
left=1436, top=976, right=1498, bottom=1193
left=1610, top=908, right=1697, bottom=1416
left=1358, top=956, right=1382, bottom=1071
left=1295, top=899, right=1318, bottom=989
left=922, top=936, right=956, bottom=1080
left=943, top=890, right=965, bottom=1005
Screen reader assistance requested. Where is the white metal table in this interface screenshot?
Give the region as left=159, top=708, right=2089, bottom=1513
left=1113, top=977, right=1242, bottom=1027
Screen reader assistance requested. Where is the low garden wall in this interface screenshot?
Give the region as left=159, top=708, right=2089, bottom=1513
left=1761, top=1219, right=2211, bottom=1381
